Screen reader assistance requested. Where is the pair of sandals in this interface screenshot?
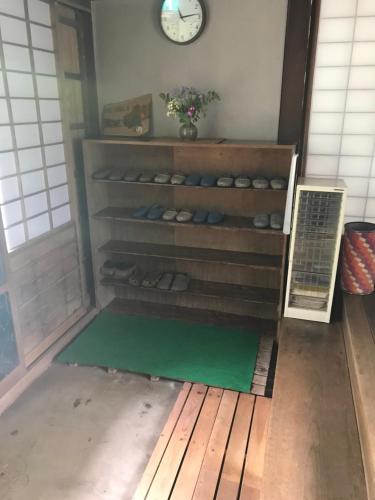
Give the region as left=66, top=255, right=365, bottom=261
left=132, top=205, right=224, bottom=225
left=253, top=212, right=284, bottom=230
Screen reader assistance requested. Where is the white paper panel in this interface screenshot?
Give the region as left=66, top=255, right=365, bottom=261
left=30, top=24, right=54, bottom=51
left=0, top=99, right=9, bottom=124
left=36, top=75, right=59, bottom=98
left=366, top=199, right=375, bottom=219
left=5, top=223, right=25, bottom=252
left=47, top=164, right=67, bottom=187
left=0, top=151, right=16, bottom=178
left=1, top=200, right=22, bottom=228
left=341, top=135, right=375, bottom=156
left=3, top=44, right=31, bottom=72
left=42, top=122, right=63, bottom=144
left=0, top=0, right=25, bottom=17
left=305, top=155, right=338, bottom=176
left=0, top=125, right=13, bottom=151
left=338, top=156, right=373, bottom=176
left=11, top=99, right=37, bottom=123
left=314, top=67, right=349, bottom=90
left=15, top=124, right=40, bottom=148
left=28, top=0, right=51, bottom=26
left=24, top=191, right=48, bottom=218
left=52, top=204, right=71, bottom=228
left=346, top=197, right=366, bottom=216
left=358, top=0, right=375, bottom=15
left=33, top=49, right=56, bottom=75
left=310, top=113, right=343, bottom=134
left=308, top=134, right=341, bottom=155
left=352, top=42, right=375, bottom=66
left=44, top=143, right=65, bottom=165
left=0, top=176, right=19, bottom=203
left=21, top=170, right=45, bottom=196
left=39, top=100, right=61, bottom=122
left=49, top=184, right=69, bottom=208
left=341, top=177, right=369, bottom=197
left=320, top=0, right=356, bottom=18
left=346, top=90, right=375, bottom=112
left=354, top=17, right=375, bottom=42
left=315, top=43, right=352, bottom=67
left=18, top=147, right=43, bottom=172
left=0, top=16, right=27, bottom=45
left=372, top=156, right=375, bottom=176
left=27, top=212, right=50, bottom=239
left=318, top=18, right=355, bottom=43
left=311, top=90, right=346, bottom=112
left=7, top=72, right=34, bottom=98
left=0, top=74, right=4, bottom=97
left=349, top=67, right=375, bottom=89
left=343, top=113, right=375, bottom=135
left=368, top=179, right=375, bottom=197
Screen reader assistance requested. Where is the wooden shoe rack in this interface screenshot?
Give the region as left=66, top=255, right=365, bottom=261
left=83, top=138, right=295, bottom=336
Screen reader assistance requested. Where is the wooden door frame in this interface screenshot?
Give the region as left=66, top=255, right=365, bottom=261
left=278, top=0, right=322, bottom=176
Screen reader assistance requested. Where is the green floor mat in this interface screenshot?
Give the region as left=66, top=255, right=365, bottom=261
left=57, top=311, right=260, bottom=392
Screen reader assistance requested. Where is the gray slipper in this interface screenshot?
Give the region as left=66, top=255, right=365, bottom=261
left=254, top=213, right=269, bottom=229
left=162, top=208, right=178, bottom=221
left=108, top=168, right=125, bottom=181
left=128, top=269, right=145, bottom=287
left=235, top=176, right=251, bottom=188
left=138, top=172, right=154, bottom=183
left=157, top=272, right=174, bottom=290
left=170, top=173, right=186, bottom=185
left=253, top=176, right=269, bottom=189
left=154, top=172, right=171, bottom=184
left=93, top=168, right=112, bottom=180
left=142, top=271, right=162, bottom=288
left=270, top=212, right=284, bottom=230
left=114, top=263, right=136, bottom=280
left=217, top=175, right=234, bottom=188
left=123, top=171, right=140, bottom=182
left=270, top=177, right=287, bottom=190
left=176, top=209, right=193, bottom=223
left=171, top=273, right=190, bottom=292
left=100, top=260, right=116, bottom=276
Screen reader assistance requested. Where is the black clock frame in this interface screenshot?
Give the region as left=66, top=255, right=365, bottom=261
left=159, top=0, right=207, bottom=46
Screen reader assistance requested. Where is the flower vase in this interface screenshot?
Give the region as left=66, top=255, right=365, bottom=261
left=179, top=123, right=198, bottom=141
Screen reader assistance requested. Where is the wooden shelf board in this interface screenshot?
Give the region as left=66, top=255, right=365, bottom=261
left=93, top=207, right=284, bottom=236
left=84, top=138, right=295, bottom=150
left=99, top=240, right=282, bottom=269
left=107, top=298, right=277, bottom=336
left=93, top=178, right=288, bottom=195
left=101, top=277, right=279, bottom=305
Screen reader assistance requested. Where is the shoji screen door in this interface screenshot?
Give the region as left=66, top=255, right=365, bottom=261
left=305, top=0, right=375, bottom=223
left=0, top=0, right=89, bottom=386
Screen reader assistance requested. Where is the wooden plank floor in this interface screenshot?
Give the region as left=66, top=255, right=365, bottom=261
left=133, top=383, right=271, bottom=500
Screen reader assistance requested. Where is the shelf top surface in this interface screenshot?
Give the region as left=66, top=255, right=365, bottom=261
left=84, top=137, right=296, bottom=150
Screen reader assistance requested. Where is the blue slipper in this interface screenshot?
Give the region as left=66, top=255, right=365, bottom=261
left=132, top=205, right=151, bottom=218
left=147, top=205, right=165, bottom=220
left=200, top=175, right=217, bottom=187
left=185, top=174, right=201, bottom=186
left=207, top=211, right=224, bottom=224
left=193, top=209, right=209, bottom=224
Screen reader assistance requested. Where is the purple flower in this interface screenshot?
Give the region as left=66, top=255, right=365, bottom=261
left=187, top=105, right=196, bottom=117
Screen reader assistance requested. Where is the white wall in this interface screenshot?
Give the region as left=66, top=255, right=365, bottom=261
left=92, top=0, right=288, bottom=141
left=305, top=0, right=375, bottom=223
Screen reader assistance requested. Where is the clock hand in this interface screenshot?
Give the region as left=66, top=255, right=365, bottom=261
left=178, top=9, right=185, bottom=21
left=181, top=13, right=199, bottom=19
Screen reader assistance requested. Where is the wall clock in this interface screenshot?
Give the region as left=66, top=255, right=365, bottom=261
left=160, top=0, right=206, bottom=45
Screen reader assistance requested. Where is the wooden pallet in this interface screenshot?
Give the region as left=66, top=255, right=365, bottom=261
left=133, top=383, right=271, bottom=500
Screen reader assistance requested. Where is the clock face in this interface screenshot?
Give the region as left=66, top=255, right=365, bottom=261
left=160, top=0, right=206, bottom=45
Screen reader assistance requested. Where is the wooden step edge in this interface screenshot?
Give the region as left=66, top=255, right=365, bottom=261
left=343, top=295, right=375, bottom=500
left=100, top=278, right=280, bottom=306
left=97, top=241, right=283, bottom=270
left=107, top=298, right=277, bottom=336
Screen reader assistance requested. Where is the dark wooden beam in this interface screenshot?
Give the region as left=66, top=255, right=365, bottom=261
left=57, top=0, right=91, bottom=12
left=278, top=0, right=316, bottom=149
